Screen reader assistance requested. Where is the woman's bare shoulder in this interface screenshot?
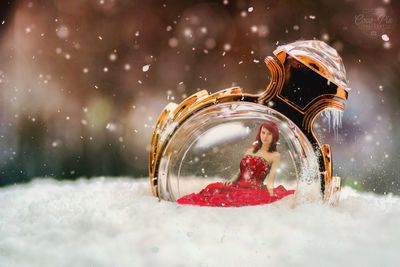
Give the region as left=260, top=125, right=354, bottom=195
left=245, top=148, right=253, bottom=154
left=259, top=151, right=280, bottom=162
left=272, top=151, right=280, bottom=160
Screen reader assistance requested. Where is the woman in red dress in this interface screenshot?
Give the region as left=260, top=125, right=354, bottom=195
left=177, top=121, right=295, bottom=207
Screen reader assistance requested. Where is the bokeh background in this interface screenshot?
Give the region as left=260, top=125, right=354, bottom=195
left=0, top=0, right=399, bottom=194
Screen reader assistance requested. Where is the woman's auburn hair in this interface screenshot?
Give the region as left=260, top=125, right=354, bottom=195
left=252, top=121, right=279, bottom=153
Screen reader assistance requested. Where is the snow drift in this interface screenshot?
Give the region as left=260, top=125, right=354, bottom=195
left=0, top=177, right=399, bottom=267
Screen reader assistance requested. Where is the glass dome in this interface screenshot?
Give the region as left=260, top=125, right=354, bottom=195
left=157, top=102, right=322, bottom=204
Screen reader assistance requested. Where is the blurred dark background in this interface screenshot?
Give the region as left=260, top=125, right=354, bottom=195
left=0, top=0, right=399, bottom=194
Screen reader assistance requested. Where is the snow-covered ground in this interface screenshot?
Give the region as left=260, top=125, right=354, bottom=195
left=0, top=177, right=399, bottom=267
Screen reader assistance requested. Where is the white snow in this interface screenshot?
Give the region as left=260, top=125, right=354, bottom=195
left=0, top=177, right=399, bottom=267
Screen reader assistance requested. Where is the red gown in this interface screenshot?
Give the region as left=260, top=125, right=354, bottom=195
left=177, top=154, right=295, bottom=207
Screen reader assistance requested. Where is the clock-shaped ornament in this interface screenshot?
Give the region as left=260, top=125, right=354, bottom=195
left=149, top=40, right=349, bottom=207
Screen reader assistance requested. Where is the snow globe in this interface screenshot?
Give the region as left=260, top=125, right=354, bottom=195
left=149, top=40, right=349, bottom=207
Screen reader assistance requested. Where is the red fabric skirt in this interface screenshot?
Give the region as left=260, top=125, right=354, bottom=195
left=177, top=181, right=295, bottom=207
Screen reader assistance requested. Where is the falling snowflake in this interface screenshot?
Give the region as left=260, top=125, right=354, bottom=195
left=168, top=37, right=178, bottom=48
left=381, top=34, right=390, bottom=41
left=383, top=42, right=391, bottom=49
left=106, top=123, right=117, bottom=131
left=223, top=43, right=231, bottom=51
left=142, top=64, right=150, bottom=72
left=109, top=53, right=117, bottom=61
left=56, top=25, right=69, bottom=39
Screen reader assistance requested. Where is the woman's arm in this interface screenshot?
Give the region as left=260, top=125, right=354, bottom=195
left=224, top=170, right=240, bottom=186
left=266, top=153, right=280, bottom=195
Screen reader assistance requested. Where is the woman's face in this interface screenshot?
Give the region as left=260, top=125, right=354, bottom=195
left=260, top=127, right=273, bottom=146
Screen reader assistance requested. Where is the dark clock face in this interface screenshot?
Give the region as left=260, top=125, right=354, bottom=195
left=157, top=102, right=322, bottom=203
left=280, top=57, right=341, bottom=111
